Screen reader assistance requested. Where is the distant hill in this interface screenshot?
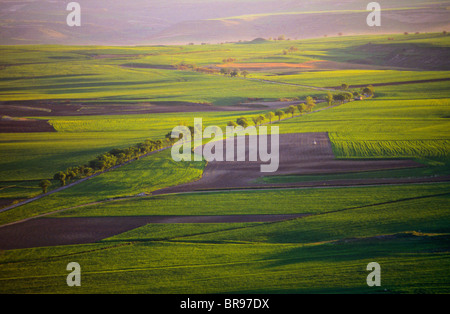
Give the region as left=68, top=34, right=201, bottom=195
left=0, top=0, right=449, bottom=45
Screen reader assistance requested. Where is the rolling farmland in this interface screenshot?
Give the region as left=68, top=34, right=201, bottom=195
left=0, top=32, right=449, bottom=295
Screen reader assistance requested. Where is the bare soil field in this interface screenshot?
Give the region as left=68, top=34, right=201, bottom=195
left=121, top=63, right=176, bottom=70
left=352, top=43, right=450, bottom=70
left=216, top=60, right=323, bottom=70
left=0, top=198, right=20, bottom=209
left=0, top=100, right=255, bottom=117
left=238, top=100, right=303, bottom=109
left=0, top=214, right=307, bottom=250
left=214, top=60, right=409, bottom=73
left=154, top=133, right=423, bottom=195
left=0, top=116, right=56, bottom=133
left=326, top=77, right=450, bottom=90
left=90, top=53, right=156, bottom=59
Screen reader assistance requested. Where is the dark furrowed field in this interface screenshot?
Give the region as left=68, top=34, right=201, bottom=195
left=0, top=214, right=308, bottom=250
left=156, top=132, right=423, bottom=195
left=0, top=182, right=448, bottom=294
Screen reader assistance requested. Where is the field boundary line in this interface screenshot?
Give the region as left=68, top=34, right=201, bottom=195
left=247, top=77, right=337, bottom=91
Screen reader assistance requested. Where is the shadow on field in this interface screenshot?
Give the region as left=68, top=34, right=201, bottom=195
left=328, top=42, right=450, bottom=71
left=261, top=233, right=449, bottom=268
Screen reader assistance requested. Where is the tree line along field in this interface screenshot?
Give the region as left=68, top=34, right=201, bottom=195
left=0, top=149, right=206, bottom=225
left=0, top=33, right=449, bottom=293
left=1, top=93, right=448, bottom=182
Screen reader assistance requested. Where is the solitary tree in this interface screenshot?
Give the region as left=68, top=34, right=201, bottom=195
left=275, top=109, right=285, bottom=121
left=305, top=96, right=316, bottom=112
left=39, top=180, right=51, bottom=194
left=362, top=85, right=374, bottom=97
left=252, top=115, right=265, bottom=126
left=155, top=140, right=163, bottom=150
left=83, top=167, right=94, bottom=176
left=230, top=68, right=240, bottom=77
left=258, top=115, right=265, bottom=125
left=335, top=92, right=353, bottom=103
left=241, top=70, right=249, bottom=78
left=334, top=93, right=345, bottom=104
left=89, top=159, right=107, bottom=171
left=53, top=171, right=66, bottom=187
left=227, top=121, right=238, bottom=127
left=286, top=105, right=297, bottom=117
left=265, top=112, right=275, bottom=124
left=325, top=92, right=334, bottom=106
left=341, top=83, right=349, bottom=90
left=236, top=117, right=250, bottom=128
left=65, top=169, right=76, bottom=181
left=297, top=103, right=307, bottom=115
left=342, top=91, right=354, bottom=101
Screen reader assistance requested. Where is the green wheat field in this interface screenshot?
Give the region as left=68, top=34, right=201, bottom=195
left=0, top=32, right=449, bottom=294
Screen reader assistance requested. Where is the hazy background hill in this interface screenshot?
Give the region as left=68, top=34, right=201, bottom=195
left=0, top=0, right=449, bottom=45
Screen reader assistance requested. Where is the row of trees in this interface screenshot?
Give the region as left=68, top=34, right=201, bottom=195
left=228, top=85, right=376, bottom=132
left=46, top=138, right=167, bottom=190
left=337, top=84, right=374, bottom=101
left=227, top=96, right=317, bottom=128
left=222, top=57, right=237, bottom=63
left=40, top=86, right=374, bottom=193
left=42, top=122, right=212, bottom=193
left=175, top=61, right=251, bottom=78
left=282, top=46, right=299, bottom=55
left=267, top=35, right=288, bottom=41
left=326, top=91, right=353, bottom=104
left=219, top=68, right=249, bottom=78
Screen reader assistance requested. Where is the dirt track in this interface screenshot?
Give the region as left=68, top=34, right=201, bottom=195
left=0, top=101, right=257, bottom=117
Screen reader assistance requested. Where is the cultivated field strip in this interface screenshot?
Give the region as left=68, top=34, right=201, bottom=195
left=155, top=132, right=422, bottom=195
left=0, top=214, right=308, bottom=250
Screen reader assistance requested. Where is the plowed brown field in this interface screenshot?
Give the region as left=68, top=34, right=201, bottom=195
left=155, top=132, right=422, bottom=194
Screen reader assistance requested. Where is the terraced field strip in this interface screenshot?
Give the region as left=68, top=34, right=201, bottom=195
left=248, top=77, right=336, bottom=91
left=326, top=77, right=450, bottom=89
left=155, top=132, right=423, bottom=195
left=0, top=214, right=309, bottom=250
